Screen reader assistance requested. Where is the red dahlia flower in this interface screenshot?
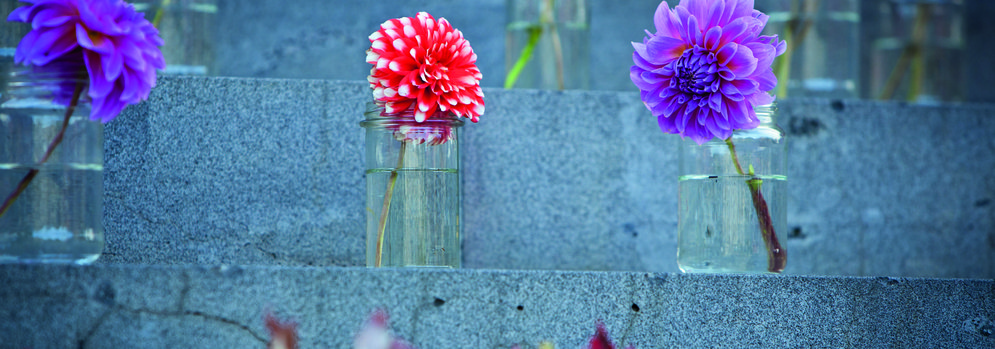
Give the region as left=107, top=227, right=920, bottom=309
left=366, top=12, right=484, bottom=123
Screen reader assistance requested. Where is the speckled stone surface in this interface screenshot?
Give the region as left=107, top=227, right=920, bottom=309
left=0, top=264, right=992, bottom=348
left=103, top=77, right=368, bottom=267
left=101, top=77, right=995, bottom=278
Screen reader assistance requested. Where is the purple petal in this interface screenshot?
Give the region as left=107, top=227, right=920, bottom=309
left=745, top=41, right=775, bottom=71
left=101, top=47, right=124, bottom=81
left=749, top=91, right=776, bottom=107
left=76, top=23, right=109, bottom=53
left=120, top=68, right=142, bottom=102
left=732, top=78, right=759, bottom=94
left=657, top=113, right=679, bottom=134
left=20, top=25, right=76, bottom=65
left=653, top=1, right=682, bottom=38
left=7, top=6, right=34, bottom=23
left=724, top=44, right=757, bottom=78
left=84, top=50, right=113, bottom=98
left=687, top=15, right=702, bottom=45
left=705, top=0, right=725, bottom=29
left=708, top=92, right=723, bottom=111
left=31, top=8, right=71, bottom=29
left=679, top=0, right=710, bottom=25
left=718, top=17, right=752, bottom=47
left=716, top=43, right=737, bottom=65
left=685, top=122, right=708, bottom=145
left=727, top=100, right=751, bottom=126
left=703, top=26, right=722, bottom=51
left=646, top=36, right=688, bottom=64
left=727, top=0, right=756, bottom=23
left=752, top=68, right=777, bottom=92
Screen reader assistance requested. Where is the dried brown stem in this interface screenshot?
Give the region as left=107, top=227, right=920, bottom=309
left=0, top=82, right=85, bottom=218
left=374, top=141, right=407, bottom=267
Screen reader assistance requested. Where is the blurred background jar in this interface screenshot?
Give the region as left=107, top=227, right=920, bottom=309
left=867, top=0, right=965, bottom=104
left=756, top=0, right=861, bottom=100
left=132, top=0, right=218, bottom=75
left=505, top=0, right=590, bottom=90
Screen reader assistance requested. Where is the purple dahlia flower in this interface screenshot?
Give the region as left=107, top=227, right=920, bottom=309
left=631, top=0, right=786, bottom=144
left=8, top=0, right=165, bottom=122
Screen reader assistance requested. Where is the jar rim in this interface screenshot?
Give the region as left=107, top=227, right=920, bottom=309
left=360, top=100, right=466, bottom=128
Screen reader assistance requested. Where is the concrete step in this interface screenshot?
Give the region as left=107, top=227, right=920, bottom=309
left=100, top=76, right=995, bottom=278
left=1, top=264, right=992, bottom=348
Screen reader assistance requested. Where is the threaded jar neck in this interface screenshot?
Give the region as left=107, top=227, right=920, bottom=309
left=1, top=65, right=89, bottom=110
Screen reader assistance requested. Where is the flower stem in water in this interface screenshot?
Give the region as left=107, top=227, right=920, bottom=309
left=725, top=138, right=786, bottom=273
left=878, top=3, right=930, bottom=101
left=0, top=82, right=85, bottom=219
left=374, top=141, right=407, bottom=267
left=503, top=0, right=565, bottom=90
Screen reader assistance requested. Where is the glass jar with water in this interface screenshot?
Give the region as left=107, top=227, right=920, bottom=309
left=0, top=67, right=104, bottom=265
left=677, top=104, right=787, bottom=273
left=360, top=102, right=463, bottom=268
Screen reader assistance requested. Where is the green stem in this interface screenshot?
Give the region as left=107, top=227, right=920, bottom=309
left=504, top=25, right=542, bottom=89
left=151, top=0, right=172, bottom=28
left=774, top=0, right=818, bottom=99
left=0, top=82, right=85, bottom=219
left=878, top=3, right=930, bottom=101
left=504, top=0, right=565, bottom=90
left=374, top=141, right=407, bottom=267
left=906, top=3, right=930, bottom=102
left=725, top=138, right=786, bottom=273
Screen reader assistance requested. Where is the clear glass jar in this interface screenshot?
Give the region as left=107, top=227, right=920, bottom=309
left=132, top=0, right=217, bottom=75
left=677, top=104, right=787, bottom=273
left=756, top=0, right=860, bottom=99
left=1, top=0, right=31, bottom=81
left=505, top=0, right=589, bottom=90
left=870, top=0, right=964, bottom=103
left=0, top=67, right=103, bottom=265
left=360, top=102, right=463, bottom=268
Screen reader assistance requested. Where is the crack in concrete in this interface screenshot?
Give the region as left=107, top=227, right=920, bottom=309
left=22, top=285, right=266, bottom=347
left=77, top=308, right=113, bottom=349
left=111, top=306, right=268, bottom=345
left=256, top=245, right=279, bottom=260
left=618, top=275, right=641, bottom=347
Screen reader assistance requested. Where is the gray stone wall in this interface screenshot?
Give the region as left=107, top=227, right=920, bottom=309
left=101, top=77, right=995, bottom=279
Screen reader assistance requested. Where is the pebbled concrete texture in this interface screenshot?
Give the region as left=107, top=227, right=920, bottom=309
left=1, top=264, right=993, bottom=348
left=101, top=76, right=995, bottom=278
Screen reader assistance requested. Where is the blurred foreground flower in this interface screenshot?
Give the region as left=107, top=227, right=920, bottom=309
left=588, top=321, right=634, bottom=349
left=265, top=312, right=299, bottom=349
left=354, top=309, right=416, bottom=349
